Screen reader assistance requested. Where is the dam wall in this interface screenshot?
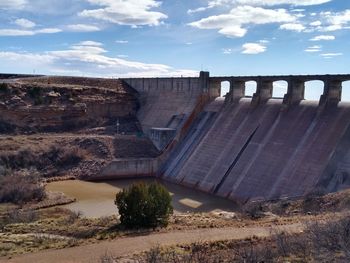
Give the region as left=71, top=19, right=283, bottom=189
left=161, top=73, right=350, bottom=201
left=122, top=72, right=210, bottom=148
left=98, top=158, right=159, bottom=179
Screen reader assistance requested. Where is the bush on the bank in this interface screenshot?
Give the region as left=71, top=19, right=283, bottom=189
left=0, top=146, right=84, bottom=172
left=45, top=146, right=84, bottom=168
left=115, top=183, right=173, bottom=228
left=0, top=83, right=9, bottom=93
left=243, top=201, right=265, bottom=219
left=28, top=86, right=42, bottom=98
left=0, top=170, right=46, bottom=204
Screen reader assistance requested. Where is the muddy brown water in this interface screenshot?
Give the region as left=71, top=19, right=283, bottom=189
left=46, top=178, right=238, bottom=218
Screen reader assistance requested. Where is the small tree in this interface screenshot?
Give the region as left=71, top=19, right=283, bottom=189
left=115, top=182, right=173, bottom=228
left=0, top=83, right=9, bottom=93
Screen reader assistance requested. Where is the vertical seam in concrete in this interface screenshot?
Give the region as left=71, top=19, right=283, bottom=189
left=214, top=125, right=260, bottom=194
left=268, top=105, right=322, bottom=199
left=229, top=105, right=283, bottom=196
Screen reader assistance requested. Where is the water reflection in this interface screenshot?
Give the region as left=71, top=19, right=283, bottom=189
left=47, top=178, right=238, bottom=218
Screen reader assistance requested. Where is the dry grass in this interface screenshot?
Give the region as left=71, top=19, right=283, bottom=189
left=0, top=206, right=118, bottom=257
left=0, top=170, right=46, bottom=204
left=132, top=214, right=350, bottom=263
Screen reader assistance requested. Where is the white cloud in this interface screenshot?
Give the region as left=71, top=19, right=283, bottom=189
left=280, top=23, right=305, bottom=32
left=14, top=18, right=36, bottom=28
left=321, top=24, right=343, bottom=31
left=188, top=7, right=208, bottom=14
left=187, top=0, right=232, bottom=14
left=233, top=0, right=332, bottom=6
left=68, top=44, right=107, bottom=54
left=242, top=43, right=267, bottom=54
left=259, top=39, right=270, bottom=44
left=116, top=40, right=129, bottom=44
left=309, top=35, right=335, bottom=41
left=79, top=0, right=167, bottom=27
left=218, top=26, right=247, bottom=37
left=320, top=53, right=343, bottom=59
left=67, top=24, right=100, bottom=32
left=0, top=29, right=33, bottom=36
left=78, top=41, right=103, bottom=47
left=0, top=28, right=61, bottom=36
left=310, top=20, right=322, bottom=26
left=312, top=10, right=350, bottom=32
left=189, top=5, right=296, bottom=38
left=0, top=0, right=26, bottom=9
left=324, top=10, right=350, bottom=26
left=36, top=28, right=62, bottom=34
left=187, top=0, right=329, bottom=14
left=0, top=43, right=197, bottom=77
left=304, top=45, right=322, bottom=52
left=222, top=48, right=234, bottom=54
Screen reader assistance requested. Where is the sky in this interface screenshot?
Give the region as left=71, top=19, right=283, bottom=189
left=0, top=0, right=349, bottom=82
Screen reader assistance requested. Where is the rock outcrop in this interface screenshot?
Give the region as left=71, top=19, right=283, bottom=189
left=0, top=81, right=139, bottom=134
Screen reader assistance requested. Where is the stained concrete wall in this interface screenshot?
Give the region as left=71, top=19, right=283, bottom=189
left=123, top=77, right=202, bottom=133
left=98, top=158, right=159, bottom=179
left=122, top=72, right=210, bottom=149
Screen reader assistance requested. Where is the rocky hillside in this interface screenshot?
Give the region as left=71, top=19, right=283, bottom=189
left=0, top=79, right=139, bottom=134
left=0, top=77, right=160, bottom=180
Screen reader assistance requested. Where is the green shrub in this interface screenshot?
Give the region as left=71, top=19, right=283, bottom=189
left=27, top=86, right=44, bottom=105
left=34, top=96, right=44, bottom=105
left=115, top=182, right=173, bottom=228
left=28, top=86, right=42, bottom=98
left=0, top=83, right=9, bottom=93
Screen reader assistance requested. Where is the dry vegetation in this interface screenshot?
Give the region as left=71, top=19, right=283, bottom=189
left=0, top=187, right=350, bottom=260
left=0, top=170, right=45, bottom=205
left=124, top=214, right=350, bottom=263
left=0, top=207, right=121, bottom=257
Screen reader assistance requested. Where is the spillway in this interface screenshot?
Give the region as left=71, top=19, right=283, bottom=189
left=162, top=98, right=350, bottom=201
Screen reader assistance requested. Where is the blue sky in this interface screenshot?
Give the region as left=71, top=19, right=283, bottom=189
left=0, top=0, right=349, bottom=79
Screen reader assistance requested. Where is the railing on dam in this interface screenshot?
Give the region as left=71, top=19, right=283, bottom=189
left=209, top=74, right=350, bottom=106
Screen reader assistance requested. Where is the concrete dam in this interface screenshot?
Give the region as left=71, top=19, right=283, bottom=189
left=114, top=72, right=350, bottom=202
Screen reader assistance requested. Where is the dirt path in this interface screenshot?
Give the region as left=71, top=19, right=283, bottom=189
left=2, top=224, right=303, bottom=263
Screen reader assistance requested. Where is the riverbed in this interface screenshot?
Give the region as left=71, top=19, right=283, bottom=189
left=46, top=178, right=238, bottom=218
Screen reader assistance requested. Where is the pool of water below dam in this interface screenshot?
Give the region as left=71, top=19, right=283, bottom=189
left=46, top=178, right=238, bottom=218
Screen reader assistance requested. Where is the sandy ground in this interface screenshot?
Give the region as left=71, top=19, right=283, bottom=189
left=2, top=223, right=303, bottom=263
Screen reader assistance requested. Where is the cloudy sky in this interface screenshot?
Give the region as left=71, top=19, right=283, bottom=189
left=0, top=0, right=349, bottom=78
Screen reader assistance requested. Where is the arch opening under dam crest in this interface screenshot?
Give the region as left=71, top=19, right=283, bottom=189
left=220, top=81, right=230, bottom=97
left=245, top=81, right=257, bottom=97
left=304, top=80, right=324, bottom=101
left=341, top=81, right=350, bottom=102
left=272, top=80, right=288, bottom=99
